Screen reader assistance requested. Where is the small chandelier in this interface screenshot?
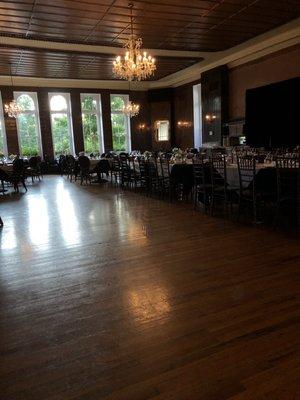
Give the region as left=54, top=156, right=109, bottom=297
left=122, top=100, right=140, bottom=118
left=121, top=79, right=140, bottom=118
left=113, top=3, right=156, bottom=81
left=4, top=64, right=23, bottom=118
left=5, top=100, right=23, bottom=119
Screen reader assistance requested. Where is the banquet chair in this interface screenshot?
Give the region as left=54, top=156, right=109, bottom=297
left=111, top=156, right=121, bottom=184
left=274, top=156, right=300, bottom=228
left=78, top=155, right=92, bottom=185
left=26, top=156, right=42, bottom=183
left=0, top=167, right=27, bottom=193
left=237, top=156, right=259, bottom=223
left=119, top=155, right=132, bottom=188
left=13, top=158, right=26, bottom=177
left=159, top=157, right=172, bottom=201
left=147, top=157, right=160, bottom=197
left=192, top=156, right=211, bottom=213
left=128, top=157, right=141, bottom=189
left=137, top=157, right=148, bottom=192
left=65, top=155, right=77, bottom=181
left=210, top=154, right=229, bottom=216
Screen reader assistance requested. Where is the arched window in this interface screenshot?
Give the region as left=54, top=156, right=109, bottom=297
left=14, top=92, right=42, bottom=157
left=81, top=94, right=104, bottom=154
left=110, top=94, right=131, bottom=152
left=0, top=92, right=8, bottom=157
left=49, top=93, right=74, bottom=156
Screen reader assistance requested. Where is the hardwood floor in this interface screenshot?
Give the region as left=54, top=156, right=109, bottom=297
left=0, top=176, right=299, bottom=400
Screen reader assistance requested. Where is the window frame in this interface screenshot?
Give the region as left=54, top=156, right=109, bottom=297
left=156, top=120, right=170, bottom=142
left=14, top=91, right=43, bottom=157
left=110, top=94, right=131, bottom=153
left=48, top=92, right=75, bottom=157
left=80, top=93, right=105, bottom=154
left=0, top=92, right=8, bottom=157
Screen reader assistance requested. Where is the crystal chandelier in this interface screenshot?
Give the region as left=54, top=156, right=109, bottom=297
left=113, top=3, right=156, bottom=81
left=4, top=65, right=23, bottom=118
left=120, top=79, right=140, bottom=118
left=122, top=100, right=140, bottom=117
left=5, top=100, right=23, bottom=119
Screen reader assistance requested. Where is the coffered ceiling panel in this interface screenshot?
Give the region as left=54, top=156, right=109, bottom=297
left=0, top=46, right=201, bottom=80
left=0, top=0, right=299, bottom=51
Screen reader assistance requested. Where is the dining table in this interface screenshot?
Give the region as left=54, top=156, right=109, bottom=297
left=0, top=164, right=14, bottom=173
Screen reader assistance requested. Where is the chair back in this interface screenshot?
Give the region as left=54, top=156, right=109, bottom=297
left=29, top=156, right=39, bottom=169
left=210, top=154, right=226, bottom=190
left=119, top=155, right=130, bottom=171
left=159, top=158, right=171, bottom=181
left=192, top=155, right=207, bottom=187
left=237, top=156, right=256, bottom=191
left=78, top=155, right=90, bottom=172
left=276, top=156, right=300, bottom=199
left=137, top=157, right=147, bottom=179
left=147, top=157, right=158, bottom=180
left=66, top=155, right=76, bottom=169
left=13, top=158, right=25, bottom=175
left=112, top=155, right=120, bottom=171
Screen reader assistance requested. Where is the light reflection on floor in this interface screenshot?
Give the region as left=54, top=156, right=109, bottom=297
left=0, top=176, right=152, bottom=255
left=55, top=180, right=81, bottom=246
left=28, top=196, right=49, bottom=248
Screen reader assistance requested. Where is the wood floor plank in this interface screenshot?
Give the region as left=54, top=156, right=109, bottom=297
left=0, top=176, right=299, bottom=399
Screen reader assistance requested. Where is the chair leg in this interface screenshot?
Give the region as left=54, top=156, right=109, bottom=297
left=22, top=179, right=27, bottom=192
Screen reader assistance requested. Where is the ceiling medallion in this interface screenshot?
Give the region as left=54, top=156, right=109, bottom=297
left=113, top=3, right=156, bottom=81
left=4, top=65, right=23, bottom=119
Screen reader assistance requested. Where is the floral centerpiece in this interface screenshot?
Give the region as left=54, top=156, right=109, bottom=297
left=171, top=147, right=185, bottom=163
left=143, top=150, right=152, bottom=160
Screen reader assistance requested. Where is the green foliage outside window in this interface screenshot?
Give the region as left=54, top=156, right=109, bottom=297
left=51, top=114, right=71, bottom=156
left=82, top=114, right=100, bottom=154
left=18, top=114, right=39, bottom=157
left=111, top=113, right=127, bottom=152
left=16, top=94, right=39, bottom=157
left=81, top=95, right=100, bottom=154
left=110, top=96, right=127, bottom=152
left=81, top=96, right=97, bottom=112
left=111, top=96, right=124, bottom=112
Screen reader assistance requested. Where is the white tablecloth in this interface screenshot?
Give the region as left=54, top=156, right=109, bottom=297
left=226, top=163, right=275, bottom=188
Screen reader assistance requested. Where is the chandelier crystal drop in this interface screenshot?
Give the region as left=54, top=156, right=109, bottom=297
left=113, top=4, right=156, bottom=81
left=4, top=100, right=23, bottom=118
left=122, top=100, right=140, bottom=117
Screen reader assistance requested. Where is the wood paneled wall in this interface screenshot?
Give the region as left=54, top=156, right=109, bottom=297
left=130, top=91, right=152, bottom=151
left=173, top=83, right=195, bottom=149
left=0, top=86, right=152, bottom=158
left=201, top=66, right=228, bottom=145
left=229, top=44, right=300, bottom=120
left=148, top=89, right=174, bottom=151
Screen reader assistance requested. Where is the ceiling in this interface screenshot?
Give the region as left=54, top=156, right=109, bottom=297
left=0, top=0, right=299, bottom=82
left=0, top=46, right=201, bottom=80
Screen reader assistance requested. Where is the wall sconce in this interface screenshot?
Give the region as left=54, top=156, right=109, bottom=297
left=177, top=121, right=192, bottom=128
left=205, top=114, right=217, bottom=123
left=138, top=123, right=146, bottom=133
